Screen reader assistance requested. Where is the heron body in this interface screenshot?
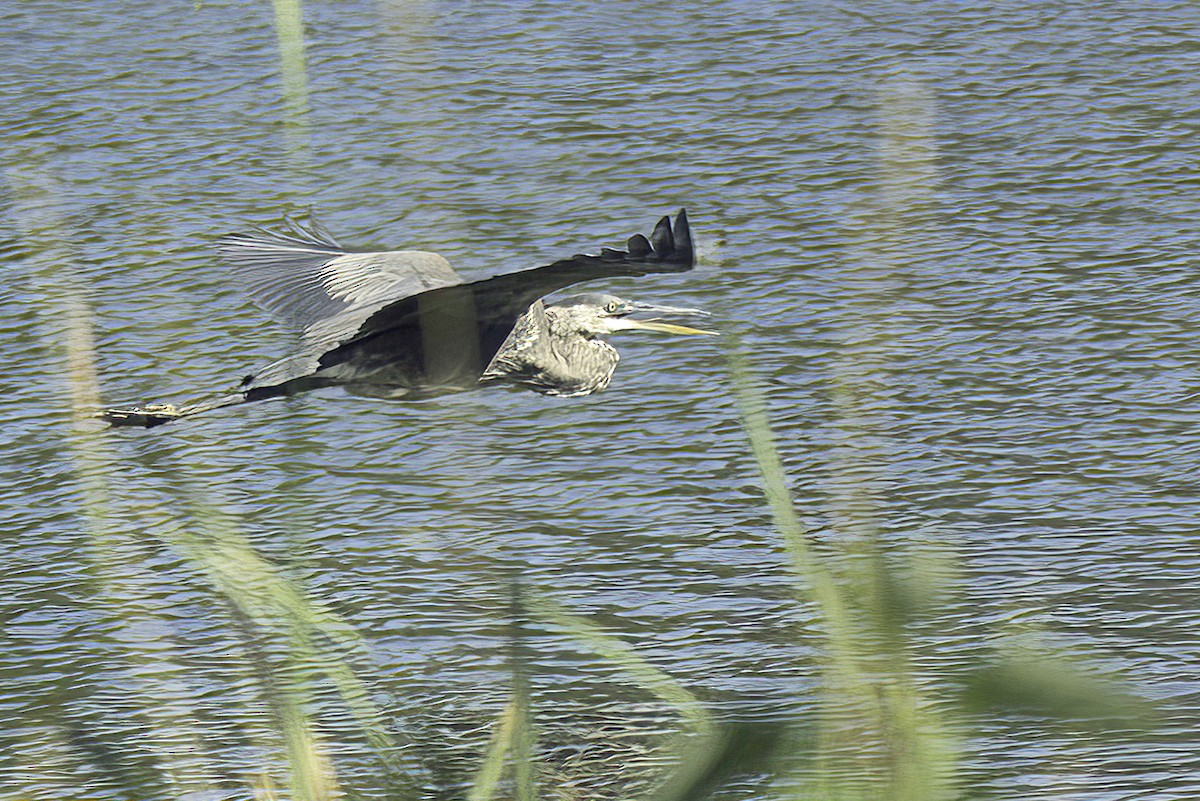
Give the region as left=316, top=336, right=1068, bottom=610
left=100, top=210, right=709, bottom=427
left=482, top=298, right=620, bottom=397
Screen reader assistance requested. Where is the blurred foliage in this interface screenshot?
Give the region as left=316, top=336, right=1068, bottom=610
left=962, top=647, right=1156, bottom=732
left=721, top=341, right=1152, bottom=801
left=14, top=162, right=1156, bottom=801
left=524, top=590, right=714, bottom=738
left=8, top=17, right=1157, bottom=799
left=649, top=721, right=790, bottom=801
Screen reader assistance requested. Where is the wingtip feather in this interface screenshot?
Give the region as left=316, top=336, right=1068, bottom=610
left=650, top=215, right=675, bottom=257
left=672, top=209, right=693, bottom=268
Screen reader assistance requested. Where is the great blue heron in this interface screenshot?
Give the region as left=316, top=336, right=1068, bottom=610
left=100, top=209, right=711, bottom=427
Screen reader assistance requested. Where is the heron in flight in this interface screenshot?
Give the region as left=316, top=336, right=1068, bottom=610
left=100, top=209, right=711, bottom=427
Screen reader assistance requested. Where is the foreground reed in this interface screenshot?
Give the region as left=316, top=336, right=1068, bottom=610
left=13, top=155, right=1151, bottom=799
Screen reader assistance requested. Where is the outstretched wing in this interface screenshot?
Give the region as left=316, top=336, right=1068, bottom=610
left=472, top=209, right=694, bottom=320
left=319, top=209, right=695, bottom=374
left=219, top=215, right=464, bottom=333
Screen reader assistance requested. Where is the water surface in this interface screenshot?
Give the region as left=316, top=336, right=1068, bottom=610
left=3, top=1, right=1200, bottom=799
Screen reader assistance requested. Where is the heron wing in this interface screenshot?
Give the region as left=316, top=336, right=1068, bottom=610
left=219, top=215, right=464, bottom=332
left=323, top=209, right=695, bottom=372
left=468, top=209, right=693, bottom=357
left=477, top=208, right=694, bottom=312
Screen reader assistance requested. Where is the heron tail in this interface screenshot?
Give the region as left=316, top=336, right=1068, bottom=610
left=98, top=393, right=247, bottom=428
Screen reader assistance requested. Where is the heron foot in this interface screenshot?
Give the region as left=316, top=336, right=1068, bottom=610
left=97, top=403, right=183, bottom=428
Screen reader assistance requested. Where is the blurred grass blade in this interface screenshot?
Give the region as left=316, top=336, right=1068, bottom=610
left=525, top=591, right=714, bottom=736
left=727, top=341, right=962, bottom=801
left=726, top=341, right=861, bottom=668
left=964, top=652, right=1155, bottom=730
left=272, top=0, right=312, bottom=158
left=279, top=698, right=341, bottom=801
left=233, top=604, right=341, bottom=801
left=509, top=580, right=538, bottom=801
left=9, top=157, right=217, bottom=797
left=169, top=490, right=419, bottom=790
left=648, top=721, right=788, bottom=801
left=465, top=594, right=540, bottom=801
left=467, top=699, right=520, bottom=801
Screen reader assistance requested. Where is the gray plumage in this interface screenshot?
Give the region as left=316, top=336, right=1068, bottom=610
left=482, top=297, right=621, bottom=398
left=100, top=210, right=708, bottom=428
left=218, top=217, right=465, bottom=393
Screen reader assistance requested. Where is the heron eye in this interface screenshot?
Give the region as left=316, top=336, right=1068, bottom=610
left=605, top=300, right=621, bottom=314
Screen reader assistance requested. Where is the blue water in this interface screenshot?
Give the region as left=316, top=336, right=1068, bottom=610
left=3, top=1, right=1200, bottom=799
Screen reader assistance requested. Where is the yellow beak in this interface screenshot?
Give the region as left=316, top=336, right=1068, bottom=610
left=621, top=319, right=718, bottom=336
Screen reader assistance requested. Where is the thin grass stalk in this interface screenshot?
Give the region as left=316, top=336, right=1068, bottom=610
left=822, top=69, right=957, bottom=801
left=164, top=489, right=419, bottom=792
left=726, top=345, right=864, bottom=677
left=227, top=600, right=344, bottom=801
left=279, top=698, right=341, bottom=801
left=9, top=158, right=216, bottom=796
left=509, top=581, right=539, bottom=801
left=728, top=341, right=962, bottom=800
left=272, top=0, right=312, bottom=160
left=525, top=591, right=714, bottom=737
left=466, top=699, right=521, bottom=801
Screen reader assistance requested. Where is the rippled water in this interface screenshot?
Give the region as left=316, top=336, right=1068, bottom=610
left=4, top=1, right=1200, bottom=799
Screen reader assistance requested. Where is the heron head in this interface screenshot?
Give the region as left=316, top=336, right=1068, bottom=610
left=550, top=293, right=715, bottom=338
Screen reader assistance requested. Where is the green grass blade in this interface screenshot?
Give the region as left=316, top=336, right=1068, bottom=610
left=525, top=591, right=714, bottom=736
left=648, top=722, right=788, bottom=801
left=466, top=699, right=520, bottom=801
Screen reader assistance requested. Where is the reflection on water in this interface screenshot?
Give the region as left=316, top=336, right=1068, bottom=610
left=3, top=0, right=1200, bottom=799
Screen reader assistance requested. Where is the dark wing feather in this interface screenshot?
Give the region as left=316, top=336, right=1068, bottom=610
left=315, top=209, right=694, bottom=374
left=474, top=210, right=692, bottom=317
